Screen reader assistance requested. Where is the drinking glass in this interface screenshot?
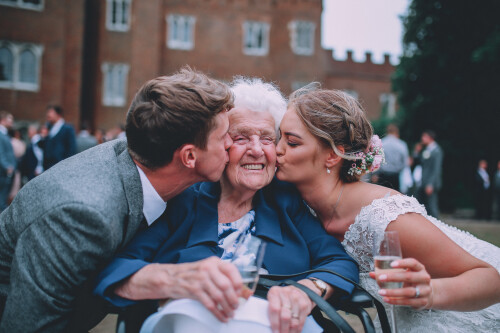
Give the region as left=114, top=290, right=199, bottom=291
left=373, top=230, right=403, bottom=333
left=230, top=235, right=267, bottom=299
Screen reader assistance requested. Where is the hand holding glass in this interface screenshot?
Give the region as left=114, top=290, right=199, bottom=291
left=374, top=230, right=404, bottom=289
left=230, top=235, right=267, bottom=299
left=373, top=230, right=403, bottom=333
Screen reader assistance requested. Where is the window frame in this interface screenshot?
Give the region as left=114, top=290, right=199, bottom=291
left=0, top=0, right=44, bottom=11
left=101, top=62, right=130, bottom=107
left=106, top=0, right=132, bottom=32
left=242, top=21, right=270, bottom=56
left=380, top=93, right=397, bottom=118
left=0, top=41, right=44, bottom=92
left=288, top=20, right=315, bottom=56
left=166, top=14, right=196, bottom=50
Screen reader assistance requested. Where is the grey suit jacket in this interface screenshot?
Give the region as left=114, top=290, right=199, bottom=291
left=420, top=143, right=443, bottom=190
left=0, top=139, right=144, bottom=332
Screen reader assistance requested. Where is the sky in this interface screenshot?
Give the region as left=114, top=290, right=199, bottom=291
left=322, top=0, right=410, bottom=65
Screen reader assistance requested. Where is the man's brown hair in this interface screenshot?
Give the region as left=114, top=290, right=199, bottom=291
left=126, top=67, right=234, bottom=169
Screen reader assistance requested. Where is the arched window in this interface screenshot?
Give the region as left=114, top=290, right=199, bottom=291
left=0, top=41, right=43, bottom=91
left=19, top=49, right=37, bottom=83
left=0, top=46, right=13, bottom=82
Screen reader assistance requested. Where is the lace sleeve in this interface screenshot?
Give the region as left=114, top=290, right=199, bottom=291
left=342, top=195, right=427, bottom=273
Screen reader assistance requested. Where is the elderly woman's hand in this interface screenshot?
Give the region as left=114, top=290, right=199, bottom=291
left=267, top=284, right=314, bottom=333
left=369, top=258, right=433, bottom=309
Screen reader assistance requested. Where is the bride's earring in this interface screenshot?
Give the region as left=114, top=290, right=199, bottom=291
left=326, top=168, right=331, bottom=174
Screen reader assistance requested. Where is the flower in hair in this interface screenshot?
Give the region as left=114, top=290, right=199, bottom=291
left=347, top=135, right=385, bottom=176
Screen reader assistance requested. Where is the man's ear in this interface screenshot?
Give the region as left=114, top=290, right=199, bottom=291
left=325, top=146, right=344, bottom=169
left=178, top=144, right=197, bottom=169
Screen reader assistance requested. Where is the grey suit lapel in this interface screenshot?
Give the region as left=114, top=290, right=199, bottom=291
left=115, top=142, right=144, bottom=245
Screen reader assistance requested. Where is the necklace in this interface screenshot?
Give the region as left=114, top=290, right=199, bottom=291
left=325, top=183, right=345, bottom=231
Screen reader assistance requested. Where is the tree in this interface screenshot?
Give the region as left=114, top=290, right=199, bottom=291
left=392, top=0, right=500, bottom=211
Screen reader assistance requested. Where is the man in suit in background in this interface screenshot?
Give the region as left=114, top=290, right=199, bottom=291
left=416, top=130, right=443, bottom=218
left=373, top=124, right=409, bottom=191
left=42, top=104, right=77, bottom=170
left=0, top=112, right=16, bottom=213
left=76, top=123, right=98, bottom=153
left=0, top=68, right=241, bottom=332
left=474, top=159, right=491, bottom=220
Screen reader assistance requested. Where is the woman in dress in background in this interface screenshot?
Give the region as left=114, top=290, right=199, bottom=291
left=275, top=86, right=500, bottom=332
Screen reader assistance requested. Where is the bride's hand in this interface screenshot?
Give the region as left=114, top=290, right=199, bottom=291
left=369, top=258, right=434, bottom=309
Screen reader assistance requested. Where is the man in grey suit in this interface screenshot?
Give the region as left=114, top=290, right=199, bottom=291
left=416, top=130, right=443, bottom=218
left=0, top=68, right=242, bottom=332
left=0, top=112, right=16, bottom=213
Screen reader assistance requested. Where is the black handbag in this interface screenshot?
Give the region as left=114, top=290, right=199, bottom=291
left=256, top=268, right=391, bottom=333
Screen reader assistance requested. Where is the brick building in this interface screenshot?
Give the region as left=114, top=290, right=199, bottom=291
left=0, top=0, right=395, bottom=131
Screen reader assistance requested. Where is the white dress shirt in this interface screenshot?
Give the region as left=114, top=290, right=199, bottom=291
left=136, top=165, right=167, bottom=226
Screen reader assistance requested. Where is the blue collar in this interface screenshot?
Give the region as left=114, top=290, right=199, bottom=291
left=185, top=181, right=285, bottom=248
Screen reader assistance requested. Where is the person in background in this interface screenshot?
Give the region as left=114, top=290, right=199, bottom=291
left=373, top=124, right=409, bottom=191
left=42, top=104, right=77, bottom=170
left=494, top=161, right=500, bottom=220
left=474, top=159, right=491, bottom=220
left=0, top=68, right=238, bottom=332
left=20, top=124, right=46, bottom=181
left=76, top=123, right=98, bottom=153
left=7, top=129, right=26, bottom=203
left=415, top=130, right=443, bottom=218
left=0, top=111, right=16, bottom=213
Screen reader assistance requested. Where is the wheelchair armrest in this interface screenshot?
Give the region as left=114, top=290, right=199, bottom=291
left=349, top=289, right=375, bottom=308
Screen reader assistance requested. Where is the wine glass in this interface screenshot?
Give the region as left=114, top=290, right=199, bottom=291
left=373, top=230, right=403, bottom=333
left=230, top=235, right=267, bottom=301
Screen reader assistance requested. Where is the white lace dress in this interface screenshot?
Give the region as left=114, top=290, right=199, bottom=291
left=342, top=195, right=500, bottom=332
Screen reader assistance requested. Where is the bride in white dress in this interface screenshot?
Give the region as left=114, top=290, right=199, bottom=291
left=274, top=87, right=500, bottom=332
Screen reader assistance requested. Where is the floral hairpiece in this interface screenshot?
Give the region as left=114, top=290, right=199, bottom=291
left=347, top=135, right=385, bottom=176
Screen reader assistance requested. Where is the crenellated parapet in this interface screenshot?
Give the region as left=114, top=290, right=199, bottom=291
left=323, top=48, right=395, bottom=81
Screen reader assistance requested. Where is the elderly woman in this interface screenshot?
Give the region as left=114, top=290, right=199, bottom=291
left=94, top=78, right=358, bottom=333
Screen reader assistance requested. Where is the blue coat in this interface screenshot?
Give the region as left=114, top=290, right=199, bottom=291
left=94, top=179, right=359, bottom=307
left=42, top=123, right=77, bottom=170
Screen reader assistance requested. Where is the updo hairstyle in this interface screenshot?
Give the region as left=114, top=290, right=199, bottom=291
left=289, top=85, right=373, bottom=182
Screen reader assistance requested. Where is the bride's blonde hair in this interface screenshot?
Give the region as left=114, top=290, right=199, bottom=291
left=289, top=84, right=374, bottom=182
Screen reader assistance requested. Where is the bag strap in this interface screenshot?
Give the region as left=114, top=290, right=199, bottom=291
left=259, top=268, right=391, bottom=333
left=258, top=277, right=354, bottom=333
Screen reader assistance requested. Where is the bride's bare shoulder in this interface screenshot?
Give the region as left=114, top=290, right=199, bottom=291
left=350, top=181, right=402, bottom=206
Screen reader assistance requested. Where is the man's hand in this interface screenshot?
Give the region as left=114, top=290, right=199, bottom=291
left=114, top=257, right=242, bottom=322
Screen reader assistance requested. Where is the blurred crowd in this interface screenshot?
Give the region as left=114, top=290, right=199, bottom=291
left=0, top=106, right=125, bottom=213
left=370, top=124, right=500, bottom=221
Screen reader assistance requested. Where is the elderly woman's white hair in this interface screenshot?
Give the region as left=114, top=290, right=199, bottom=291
left=230, top=77, right=287, bottom=133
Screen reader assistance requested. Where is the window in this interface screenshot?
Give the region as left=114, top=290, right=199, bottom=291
left=0, top=41, right=43, bottom=91
left=106, top=0, right=131, bottom=32
left=243, top=21, right=270, bottom=56
left=380, top=93, right=396, bottom=117
left=0, top=0, right=43, bottom=11
left=101, top=63, right=129, bottom=106
left=288, top=21, right=315, bottom=55
left=166, top=14, right=196, bottom=50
